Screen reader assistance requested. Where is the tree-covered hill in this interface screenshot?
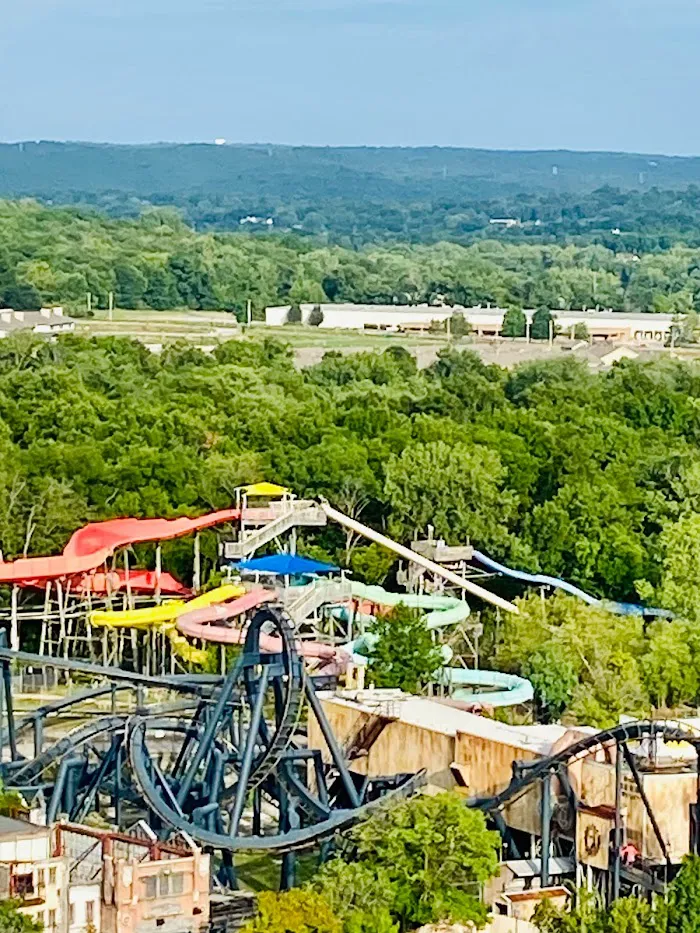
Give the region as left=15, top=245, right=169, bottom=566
left=5, top=142, right=700, bottom=247
left=4, top=142, right=700, bottom=198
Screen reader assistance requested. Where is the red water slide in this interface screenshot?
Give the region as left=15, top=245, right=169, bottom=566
left=0, top=509, right=241, bottom=585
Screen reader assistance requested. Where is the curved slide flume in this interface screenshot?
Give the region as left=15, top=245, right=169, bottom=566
left=344, top=582, right=533, bottom=707
left=437, top=668, right=534, bottom=707
left=89, top=584, right=246, bottom=665
left=0, top=508, right=241, bottom=585
left=176, top=589, right=354, bottom=675
left=349, top=581, right=471, bottom=629
left=471, top=550, right=672, bottom=618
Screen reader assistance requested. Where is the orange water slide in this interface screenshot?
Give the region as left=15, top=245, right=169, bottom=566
left=0, top=509, right=241, bottom=585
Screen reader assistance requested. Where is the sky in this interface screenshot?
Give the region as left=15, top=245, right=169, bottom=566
left=2, top=0, right=700, bottom=154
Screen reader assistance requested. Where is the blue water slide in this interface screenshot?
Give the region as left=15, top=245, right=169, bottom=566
left=471, top=550, right=672, bottom=618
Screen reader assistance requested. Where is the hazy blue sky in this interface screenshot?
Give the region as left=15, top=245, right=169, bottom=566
left=2, top=0, right=698, bottom=153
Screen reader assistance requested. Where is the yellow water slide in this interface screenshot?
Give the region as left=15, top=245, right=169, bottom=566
left=89, top=584, right=246, bottom=664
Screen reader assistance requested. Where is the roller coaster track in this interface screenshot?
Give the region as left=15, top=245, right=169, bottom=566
left=0, top=607, right=420, bottom=866
left=0, top=648, right=218, bottom=693
left=10, top=715, right=129, bottom=784
left=242, top=608, right=304, bottom=790
left=127, top=715, right=424, bottom=852
left=469, top=719, right=700, bottom=813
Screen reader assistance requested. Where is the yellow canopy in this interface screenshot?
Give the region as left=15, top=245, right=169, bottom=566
left=241, top=482, right=289, bottom=498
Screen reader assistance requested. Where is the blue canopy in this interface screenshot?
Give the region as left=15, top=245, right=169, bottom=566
left=236, top=554, right=339, bottom=576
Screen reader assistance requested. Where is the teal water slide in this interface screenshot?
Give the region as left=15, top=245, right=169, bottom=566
left=340, top=582, right=534, bottom=708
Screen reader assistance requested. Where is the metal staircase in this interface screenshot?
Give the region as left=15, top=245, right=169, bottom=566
left=283, top=578, right=352, bottom=625
left=223, top=501, right=326, bottom=560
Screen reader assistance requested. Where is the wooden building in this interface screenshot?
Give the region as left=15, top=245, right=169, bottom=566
left=310, top=691, right=700, bottom=878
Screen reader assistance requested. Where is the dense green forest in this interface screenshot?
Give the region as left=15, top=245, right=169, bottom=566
left=3, top=334, right=700, bottom=722
left=4, top=200, right=700, bottom=315
left=58, top=186, right=700, bottom=251
left=4, top=143, right=700, bottom=247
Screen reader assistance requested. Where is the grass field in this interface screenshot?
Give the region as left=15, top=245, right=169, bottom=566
left=81, top=309, right=454, bottom=356
left=82, top=308, right=678, bottom=370
left=235, top=852, right=319, bottom=892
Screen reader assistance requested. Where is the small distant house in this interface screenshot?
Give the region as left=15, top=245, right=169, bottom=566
left=597, top=346, right=640, bottom=368
left=489, top=218, right=520, bottom=228
left=0, top=308, right=76, bottom=339
left=0, top=816, right=72, bottom=933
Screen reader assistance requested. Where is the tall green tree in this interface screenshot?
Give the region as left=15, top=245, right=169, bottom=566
left=367, top=603, right=443, bottom=693
left=384, top=440, right=516, bottom=553
left=667, top=855, right=700, bottom=932
left=350, top=792, right=500, bottom=929
left=531, top=306, right=554, bottom=340
left=242, top=890, right=341, bottom=933
left=501, top=306, right=527, bottom=337
left=311, top=861, right=397, bottom=933
left=0, top=900, right=43, bottom=933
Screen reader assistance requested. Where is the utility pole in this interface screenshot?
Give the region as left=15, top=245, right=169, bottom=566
left=246, top=299, right=252, bottom=326
left=86, top=293, right=92, bottom=314
left=108, top=291, right=114, bottom=322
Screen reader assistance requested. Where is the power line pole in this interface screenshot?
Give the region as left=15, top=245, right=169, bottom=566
left=108, top=291, right=114, bottom=322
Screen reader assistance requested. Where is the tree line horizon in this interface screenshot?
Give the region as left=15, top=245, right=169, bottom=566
left=2, top=200, right=700, bottom=321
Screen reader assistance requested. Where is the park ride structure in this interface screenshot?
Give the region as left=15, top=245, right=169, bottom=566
left=4, top=479, right=676, bottom=739
left=311, top=685, right=700, bottom=905
left=0, top=485, right=521, bottom=698
left=333, top=582, right=534, bottom=706
left=0, top=481, right=670, bottom=679
left=0, top=607, right=422, bottom=891
left=468, top=719, right=700, bottom=900
left=469, top=549, right=673, bottom=619
left=0, top=486, right=693, bottom=904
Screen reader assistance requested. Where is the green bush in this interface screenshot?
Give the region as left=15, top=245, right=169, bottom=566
left=308, top=305, right=324, bottom=326
left=242, top=890, right=341, bottom=933
left=286, top=304, right=303, bottom=324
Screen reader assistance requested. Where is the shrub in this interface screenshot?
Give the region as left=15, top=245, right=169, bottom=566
left=308, top=305, right=324, bottom=326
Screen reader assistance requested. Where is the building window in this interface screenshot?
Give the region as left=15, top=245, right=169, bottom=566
left=158, top=875, right=171, bottom=897
left=86, top=901, right=94, bottom=924
left=37, top=869, right=46, bottom=890
left=69, top=904, right=75, bottom=925
left=15, top=873, right=34, bottom=898
left=49, top=868, right=57, bottom=886
left=171, top=874, right=184, bottom=896
left=49, top=909, right=56, bottom=929
left=143, top=877, right=157, bottom=899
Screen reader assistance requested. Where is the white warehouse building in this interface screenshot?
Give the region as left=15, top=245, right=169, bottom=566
left=265, top=304, right=678, bottom=344
left=265, top=303, right=504, bottom=333
left=265, top=303, right=456, bottom=331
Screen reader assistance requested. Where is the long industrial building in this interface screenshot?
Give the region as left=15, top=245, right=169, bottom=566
left=264, top=303, right=677, bottom=343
